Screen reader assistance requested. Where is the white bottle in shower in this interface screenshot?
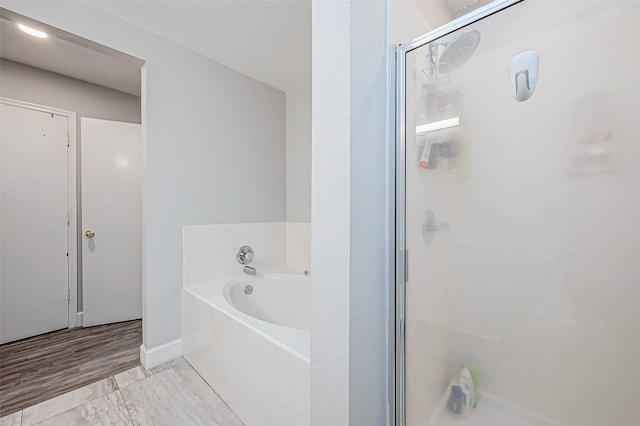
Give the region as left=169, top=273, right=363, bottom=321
left=447, top=367, right=475, bottom=417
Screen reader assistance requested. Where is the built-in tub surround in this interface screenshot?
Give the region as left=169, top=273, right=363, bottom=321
left=182, top=274, right=310, bottom=426
left=183, top=222, right=310, bottom=285
left=286, top=222, right=310, bottom=272
left=181, top=222, right=311, bottom=425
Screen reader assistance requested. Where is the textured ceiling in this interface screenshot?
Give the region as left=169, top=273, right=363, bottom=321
left=1, top=1, right=480, bottom=96
left=1, top=1, right=310, bottom=96
left=87, top=0, right=311, bottom=93
left=0, top=15, right=142, bottom=96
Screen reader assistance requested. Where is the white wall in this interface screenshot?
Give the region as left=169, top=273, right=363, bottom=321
left=348, top=3, right=391, bottom=425
left=0, top=59, right=141, bottom=124
left=311, top=1, right=351, bottom=424
left=286, top=83, right=311, bottom=223
left=2, top=1, right=287, bottom=353
left=412, top=0, right=454, bottom=31
left=311, top=1, right=391, bottom=425
left=309, top=1, right=438, bottom=424
left=388, top=0, right=432, bottom=45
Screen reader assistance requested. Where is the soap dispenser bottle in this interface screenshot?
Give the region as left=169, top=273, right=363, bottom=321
left=447, top=367, right=476, bottom=417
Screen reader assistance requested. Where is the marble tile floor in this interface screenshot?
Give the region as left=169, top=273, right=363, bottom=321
left=0, top=357, right=244, bottom=426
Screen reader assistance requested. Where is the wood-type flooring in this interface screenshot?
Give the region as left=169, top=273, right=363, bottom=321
left=0, top=319, right=141, bottom=417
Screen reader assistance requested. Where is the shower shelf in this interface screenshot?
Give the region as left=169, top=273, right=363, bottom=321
left=428, top=380, right=565, bottom=426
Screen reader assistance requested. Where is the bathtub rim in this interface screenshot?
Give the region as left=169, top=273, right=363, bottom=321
left=182, top=273, right=310, bottom=363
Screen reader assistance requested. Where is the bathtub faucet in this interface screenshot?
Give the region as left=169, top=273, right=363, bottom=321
left=243, top=265, right=257, bottom=275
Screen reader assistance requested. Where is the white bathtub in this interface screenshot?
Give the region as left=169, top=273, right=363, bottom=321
left=181, top=273, right=310, bottom=426
left=224, top=274, right=309, bottom=331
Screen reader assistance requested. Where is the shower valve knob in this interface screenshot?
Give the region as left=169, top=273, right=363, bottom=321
left=236, top=245, right=254, bottom=265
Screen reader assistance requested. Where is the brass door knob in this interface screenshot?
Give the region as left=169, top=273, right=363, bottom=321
left=85, top=230, right=95, bottom=238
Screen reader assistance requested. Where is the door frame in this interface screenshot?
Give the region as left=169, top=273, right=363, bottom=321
left=1, top=97, right=78, bottom=329
left=392, top=1, right=523, bottom=424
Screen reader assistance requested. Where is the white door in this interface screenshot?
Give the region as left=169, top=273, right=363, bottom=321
left=81, top=118, right=142, bottom=326
left=1, top=103, right=70, bottom=343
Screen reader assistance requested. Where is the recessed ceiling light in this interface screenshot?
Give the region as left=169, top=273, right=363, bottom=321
left=18, top=24, right=47, bottom=39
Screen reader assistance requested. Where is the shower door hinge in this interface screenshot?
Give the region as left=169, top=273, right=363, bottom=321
left=67, top=289, right=71, bottom=303
left=66, top=134, right=70, bottom=147
left=66, top=212, right=71, bottom=224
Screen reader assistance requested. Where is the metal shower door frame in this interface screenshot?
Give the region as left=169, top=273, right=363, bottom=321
left=393, top=1, right=522, bottom=425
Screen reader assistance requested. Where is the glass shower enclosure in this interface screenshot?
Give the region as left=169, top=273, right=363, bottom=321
left=395, top=1, right=640, bottom=425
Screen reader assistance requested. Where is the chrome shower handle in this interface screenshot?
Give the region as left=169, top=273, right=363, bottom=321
left=236, top=246, right=254, bottom=265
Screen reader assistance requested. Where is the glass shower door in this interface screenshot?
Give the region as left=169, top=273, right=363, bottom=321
left=397, top=1, right=640, bottom=425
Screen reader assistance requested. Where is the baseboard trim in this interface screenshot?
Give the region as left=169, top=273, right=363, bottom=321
left=140, top=338, right=182, bottom=369
left=76, top=311, right=83, bottom=327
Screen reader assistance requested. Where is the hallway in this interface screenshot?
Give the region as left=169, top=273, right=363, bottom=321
left=0, top=320, right=141, bottom=417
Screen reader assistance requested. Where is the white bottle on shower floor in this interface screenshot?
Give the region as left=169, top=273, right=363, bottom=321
left=447, top=367, right=476, bottom=417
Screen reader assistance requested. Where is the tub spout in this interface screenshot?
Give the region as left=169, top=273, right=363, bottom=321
left=243, top=265, right=256, bottom=275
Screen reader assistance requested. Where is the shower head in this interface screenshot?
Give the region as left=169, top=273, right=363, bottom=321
left=438, top=30, right=481, bottom=74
